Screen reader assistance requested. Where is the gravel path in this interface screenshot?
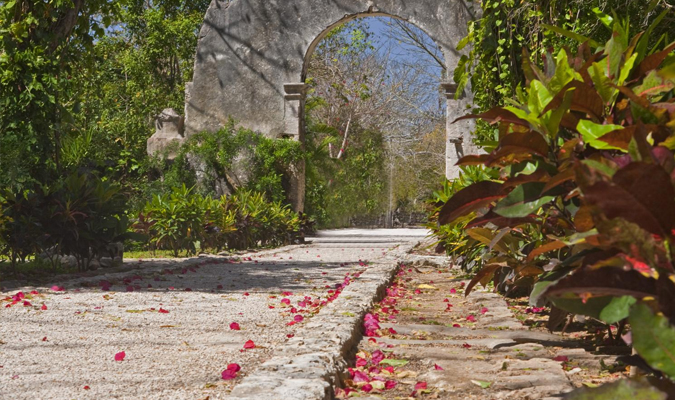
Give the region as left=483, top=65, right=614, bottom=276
left=0, top=229, right=427, bottom=400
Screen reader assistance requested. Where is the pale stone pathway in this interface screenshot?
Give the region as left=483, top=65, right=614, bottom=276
left=0, top=229, right=426, bottom=400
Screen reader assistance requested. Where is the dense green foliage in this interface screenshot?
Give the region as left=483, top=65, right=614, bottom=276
left=137, top=186, right=305, bottom=257
left=146, top=124, right=303, bottom=208
left=1, top=172, right=131, bottom=271
left=455, top=0, right=674, bottom=144
left=436, top=12, right=675, bottom=396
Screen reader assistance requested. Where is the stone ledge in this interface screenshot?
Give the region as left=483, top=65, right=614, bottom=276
left=226, top=262, right=402, bottom=399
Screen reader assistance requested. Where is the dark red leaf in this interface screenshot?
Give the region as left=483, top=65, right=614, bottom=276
left=438, top=181, right=505, bottom=225
left=543, top=267, right=657, bottom=299
left=454, top=108, right=530, bottom=127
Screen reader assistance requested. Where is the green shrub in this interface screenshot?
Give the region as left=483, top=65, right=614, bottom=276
left=1, top=172, right=131, bottom=272
left=139, top=187, right=305, bottom=256
left=142, top=185, right=210, bottom=257
left=145, top=124, right=304, bottom=207
left=436, top=12, right=675, bottom=396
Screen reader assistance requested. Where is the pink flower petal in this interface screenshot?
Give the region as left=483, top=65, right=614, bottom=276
left=466, top=315, right=476, bottom=322
left=414, top=381, right=427, bottom=390
left=356, top=357, right=368, bottom=367
left=114, top=351, right=126, bottom=361
left=434, top=364, right=444, bottom=370
left=230, top=322, right=241, bottom=330
left=372, top=350, right=385, bottom=365
left=450, top=288, right=457, bottom=294
left=353, top=370, right=370, bottom=383
left=227, top=363, right=241, bottom=372
left=158, top=308, right=169, bottom=314
left=362, top=384, right=373, bottom=393
left=243, top=340, right=255, bottom=349
left=221, top=369, right=237, bottom=380
left=385, top=380, right=397, bottom=389
left=481, top=307, right=489, bottom=314
left=293, top=314, right=304, bottom=323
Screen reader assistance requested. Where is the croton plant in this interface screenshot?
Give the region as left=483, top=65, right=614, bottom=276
left=439, top=12, right=675, bottom=397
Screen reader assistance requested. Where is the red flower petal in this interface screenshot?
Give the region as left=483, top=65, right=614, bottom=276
left=356, top=357, right=368, bottom=367
left=282, top=291, right=293, bottom=296
left=414, top=381, right=427, bottom=390
left=434, top=364, right=444, bottom=370
left=158, top=308, right=169, bottom=314
left=553, top=355, right=569, bottom=362
left=83, top=385, right=90, bottom=390
left=230, top=322, right=241, bottom=330
left=372, top=350, right=385, bottom=365
left=287, top=334, right=294, bottom=338
left=221, top=369, right=237, bottom=380
left=243, top=340, right=255, bottom=349
left=227, top=363, right=241, bottom=372
left=293, top=314, right=304, bottom=322
left=51, top=286, right=64, bottom=292
left=362, top=384, right=373, bottom=393
left=450, top=288, right=457, bottom=294
left=481, top=307, right=489, bottom=314
left=23, top=301, right=32, bottom=307
left=126, top=286, right=134, bottom=292
left=466, top=315, right=476, bottom=322
left=42, top=337, right=47, bottom=341
left=281, top=298, right=291, bottom=305
left=388, top=328, right=397, bottom=335
left=353, top=370, right=370, bottom=383
left=462, top=343, right=472, bottom=348
left=114, top=351, right=126, bottom=361
left=243, top=292, right=250, bottom=296
left=385, top=380, right=397, bottom=389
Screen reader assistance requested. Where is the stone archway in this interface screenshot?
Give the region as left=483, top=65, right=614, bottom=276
left=185, top=0, right=478, bottom=211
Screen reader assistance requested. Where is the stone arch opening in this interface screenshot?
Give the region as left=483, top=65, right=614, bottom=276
left=184, top=0, right=477, bottom=211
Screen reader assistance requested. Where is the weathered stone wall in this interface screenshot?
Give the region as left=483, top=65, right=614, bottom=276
left=186, top=0, right=479, bottom=208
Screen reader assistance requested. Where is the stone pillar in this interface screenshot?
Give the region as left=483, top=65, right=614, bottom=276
left=442, top=82, right=474, bottom=180
left=147, top=108, right=185, bottom=159
left=284, top=83, right=307, bottom=212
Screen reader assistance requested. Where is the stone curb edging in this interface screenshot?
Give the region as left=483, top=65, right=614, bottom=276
left=226, top=261, right=403, bottom=399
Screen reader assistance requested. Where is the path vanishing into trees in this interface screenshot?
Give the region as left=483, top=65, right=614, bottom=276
left=1, top=228, right=626, bottom=399
left=0, top=229, right=425, bottom=400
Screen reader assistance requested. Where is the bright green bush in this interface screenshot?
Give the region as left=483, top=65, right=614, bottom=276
left=139, top=187, right=306, bottom=256
left=145, top=124, right=304, bottom=208
left=437, top=12, right=675, bottom=397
